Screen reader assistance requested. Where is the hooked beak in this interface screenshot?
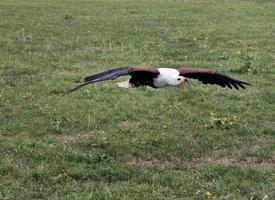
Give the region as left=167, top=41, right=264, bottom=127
left=181, top=78, right=188, bottom=85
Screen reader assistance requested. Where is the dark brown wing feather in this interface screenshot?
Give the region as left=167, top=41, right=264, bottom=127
left=128, top=66, right=159, bottom=74
left=64, top=66, right=159, bottom=95
left=177, top=67, right=250, bottom=90
left=128, top=66, right=159, bottom=88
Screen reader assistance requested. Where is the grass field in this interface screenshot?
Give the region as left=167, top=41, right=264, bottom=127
left=1, top=0, right=275, bottom=199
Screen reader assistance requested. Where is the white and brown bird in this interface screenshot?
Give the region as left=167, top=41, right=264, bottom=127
left=65, top=66, right=250, bottom=94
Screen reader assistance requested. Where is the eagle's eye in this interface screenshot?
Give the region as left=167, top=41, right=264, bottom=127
left=177, top=78, right=181, bottom=81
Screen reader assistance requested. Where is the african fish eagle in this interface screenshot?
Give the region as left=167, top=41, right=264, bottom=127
left=65, top=66, right=250, bottom=94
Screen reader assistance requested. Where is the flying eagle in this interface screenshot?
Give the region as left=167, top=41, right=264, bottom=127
left=65, top=66, right=250, bottom=94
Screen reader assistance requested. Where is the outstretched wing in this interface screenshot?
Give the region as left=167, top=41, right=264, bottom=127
left=177, top=67, right=250, bottom=90
left=64, top=66, right=159, bottom=95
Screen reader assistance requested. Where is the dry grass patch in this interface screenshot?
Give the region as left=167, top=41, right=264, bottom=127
left=126, top=156, right=181, bottom=170
left=202, top=134, right=275, bottom=169
left=203, top=155, right=275, bottom=170
left=59, top=133, right=90, bottom=145
left=117, top=120, right=141, bottom=129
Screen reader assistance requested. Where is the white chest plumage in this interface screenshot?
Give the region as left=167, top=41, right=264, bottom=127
left=153, top=68, right=181, bottom=88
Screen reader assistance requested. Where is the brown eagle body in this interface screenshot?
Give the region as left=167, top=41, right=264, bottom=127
left=65, top=66, right=250, bottom=95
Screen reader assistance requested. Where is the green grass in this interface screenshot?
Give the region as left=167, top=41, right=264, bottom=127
left=1, top=0, right=275, bottom=199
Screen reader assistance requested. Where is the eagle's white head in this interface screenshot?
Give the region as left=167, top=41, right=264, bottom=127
left=154, top=68, right=187, bottom=87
